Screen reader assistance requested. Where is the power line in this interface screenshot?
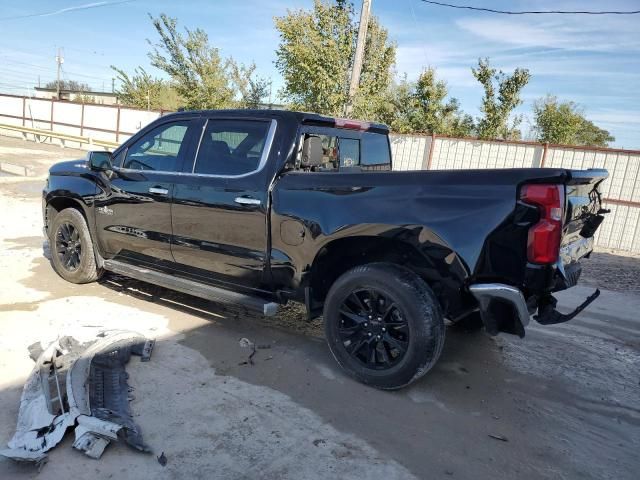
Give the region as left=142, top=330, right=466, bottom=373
left=0, top=58, right=55, bottom=72
left=2, top=56, right=113, bottom=81
left=419, top=1, right=640, bottom=15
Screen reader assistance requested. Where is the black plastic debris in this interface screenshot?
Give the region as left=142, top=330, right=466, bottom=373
left=86, top=336, right=153, bottom=454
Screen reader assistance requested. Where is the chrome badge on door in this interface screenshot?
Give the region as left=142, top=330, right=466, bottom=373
left=97, top=206, right=114, bottom=216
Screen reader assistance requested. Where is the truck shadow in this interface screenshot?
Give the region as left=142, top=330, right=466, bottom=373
left=32, top=239, right=505, bottom=392
left=96, top=271, right=503, bottom=387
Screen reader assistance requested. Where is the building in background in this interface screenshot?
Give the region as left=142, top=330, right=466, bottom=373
left=33, top=87, right=119, bottom=105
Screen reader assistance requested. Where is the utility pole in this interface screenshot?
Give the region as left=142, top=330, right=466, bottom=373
left=345, top=0, right=371, bottom=117
left=55, top=47, right=64, bottom=100
left=112, top=78, right=115, bottom=93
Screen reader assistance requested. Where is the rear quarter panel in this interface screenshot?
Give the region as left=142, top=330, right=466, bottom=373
left=270, top=168, right=570, bottom=312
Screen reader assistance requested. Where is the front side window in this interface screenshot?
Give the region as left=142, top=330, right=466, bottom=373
left=123, top=121, right=190, bottom=172
left=194, top=120, right=270, bottom=176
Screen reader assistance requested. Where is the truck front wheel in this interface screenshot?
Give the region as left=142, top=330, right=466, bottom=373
left=49, top=207, right=102, bottom=284
left=324, top=263, right=445, bottom=390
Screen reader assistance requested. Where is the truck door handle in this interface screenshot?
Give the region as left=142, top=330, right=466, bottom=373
left=149, top=186, right=169, bottom=195
left=234, top=196, right=261, bottom=206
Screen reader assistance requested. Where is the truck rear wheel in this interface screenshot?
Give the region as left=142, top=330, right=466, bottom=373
left=324, top=263, right=445, bottom=390
left=49, top=207, right=102, bottom=284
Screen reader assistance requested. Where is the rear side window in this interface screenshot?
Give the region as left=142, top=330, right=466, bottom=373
left=194, top=119, right=270, bottom=176
left=123, top=121, right=190, bottom=172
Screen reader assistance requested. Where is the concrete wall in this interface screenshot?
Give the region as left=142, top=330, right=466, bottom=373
left=0, top=93, right=162, bottom=150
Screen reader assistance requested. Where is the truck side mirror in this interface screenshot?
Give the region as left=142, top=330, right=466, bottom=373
left=300, top=136, right=323, bottom=168
left=87, top=151, right=113, bottom=172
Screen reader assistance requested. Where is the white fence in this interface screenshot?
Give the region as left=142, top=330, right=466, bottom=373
left=0, top=93, right=637, bottom=253
left=391, top=134, right=640, bottom=254
left=0, top=93, right=162, bottom=149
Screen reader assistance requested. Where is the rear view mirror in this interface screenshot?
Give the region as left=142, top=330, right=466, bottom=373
left=87, top=151, right=113, bottom=172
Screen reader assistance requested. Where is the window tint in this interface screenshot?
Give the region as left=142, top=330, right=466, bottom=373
left=297, top=134, right=359, bottom=171
left=112, top=148, right=126, bottom=168
left=361, top=133, right=391, bottom=166
left=194, top=120, right=270, bottom=176
left=123, top=121, right=190, bottom=172
left=297, top=130, right=390, bottom=172
left=339, top=138, right=360, bottom=167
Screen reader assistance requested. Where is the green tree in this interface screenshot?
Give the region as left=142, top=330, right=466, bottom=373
left=274, top=0, right=396, bottom=118
left=533, top=95, right=614, bottom=147
left=113, top=14, right=268, bottom=111
left=472, top=58, right=530, bottom=140
left=111, top=66, right=182, bottom=110
left=383, top=68, right=474, bottom=136
left=147, top=14, right=235, bottom=110
left=229, top=62, right=270, bottom=108
left=44, top=79, right=90, bottom=91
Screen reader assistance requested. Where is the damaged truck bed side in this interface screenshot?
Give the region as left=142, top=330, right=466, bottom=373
left=42, top=109, right=609, bottom=390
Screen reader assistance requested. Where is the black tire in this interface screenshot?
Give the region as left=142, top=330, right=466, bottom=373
left=49, top=207, right=102, bottom=284
left=324, top=263, right=445, bottom=390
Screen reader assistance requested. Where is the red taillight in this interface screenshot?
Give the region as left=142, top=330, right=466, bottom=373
left=520, top=184, right=565, bottom=264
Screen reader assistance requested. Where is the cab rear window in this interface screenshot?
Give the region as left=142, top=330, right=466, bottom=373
left=362, top=133, right=391, bottom=166
left=297, top=129, right=391, bottom=172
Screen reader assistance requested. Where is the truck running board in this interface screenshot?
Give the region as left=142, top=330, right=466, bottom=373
left=102, top=259, right=279, bottom=317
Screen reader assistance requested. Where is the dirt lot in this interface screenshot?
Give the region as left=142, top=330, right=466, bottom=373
left=0, top=137, right=638, bottom=479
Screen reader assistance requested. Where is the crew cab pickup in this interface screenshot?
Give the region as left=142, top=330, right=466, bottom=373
left=43, top=109, right=608, bottom=389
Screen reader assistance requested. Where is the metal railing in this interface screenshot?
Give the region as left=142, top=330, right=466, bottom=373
left=0, top=123, right=119, bottom=150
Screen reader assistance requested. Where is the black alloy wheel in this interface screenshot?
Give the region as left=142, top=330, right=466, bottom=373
left=55, top=222, right=82, bottom=271
left=338, top=289, right=409, bottom=369
left=324, top=263, right=445, bottom=390
left=48, top=207, right=101, bottom=284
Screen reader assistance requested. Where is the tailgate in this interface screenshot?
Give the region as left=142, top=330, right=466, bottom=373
left=558, top=169, right=609, bottom=280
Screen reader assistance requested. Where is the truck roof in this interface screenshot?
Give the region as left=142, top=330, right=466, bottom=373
left=160, top=109, right=390, bottom=134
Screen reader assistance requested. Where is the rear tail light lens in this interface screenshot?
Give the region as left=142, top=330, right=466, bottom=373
left=520, top=184, right=565, bottom=264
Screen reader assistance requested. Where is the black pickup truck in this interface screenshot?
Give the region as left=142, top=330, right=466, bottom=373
left=43, top=109, right=608, bottom=389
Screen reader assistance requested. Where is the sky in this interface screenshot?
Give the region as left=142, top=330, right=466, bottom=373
left=0, top=0, right=638, bottom=148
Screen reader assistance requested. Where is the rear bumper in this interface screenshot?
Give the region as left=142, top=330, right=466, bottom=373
left=469, top=281, right=600, bottom=337
left=469, top=283, right=531, bottom=337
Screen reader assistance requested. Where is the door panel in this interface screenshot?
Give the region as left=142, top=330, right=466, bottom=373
left=170, top=118, right=276, bottom=289
left=171, top=179, right=268, bottom=287
left=95, top=172, right=176, bottom=262
left=95, top=119, right=195, bottom=264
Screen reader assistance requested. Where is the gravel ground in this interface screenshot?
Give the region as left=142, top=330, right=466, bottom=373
left=581, top=249, right=640, bottom=295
